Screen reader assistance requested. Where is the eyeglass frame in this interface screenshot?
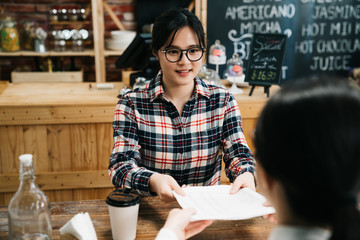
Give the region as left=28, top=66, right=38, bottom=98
left=162, top=47, right=206, bottom=63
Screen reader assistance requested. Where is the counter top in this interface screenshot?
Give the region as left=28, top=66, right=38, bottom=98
left=0, top=82, right=123, bottom=107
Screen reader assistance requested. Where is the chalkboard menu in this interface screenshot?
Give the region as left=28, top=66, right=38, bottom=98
left=206, top=0, right=360, bottom=83
left=246, top=33, right=286, bottom=86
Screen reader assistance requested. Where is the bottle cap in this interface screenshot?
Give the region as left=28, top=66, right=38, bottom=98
left=19, top=154, right=33, bottom=166
left=106, top=188, right=140, bottom=207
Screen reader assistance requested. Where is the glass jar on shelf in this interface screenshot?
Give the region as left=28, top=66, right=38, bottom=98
left=71, top=29, right=83, bottom=52
left=0, top=16, right=20, bottom=52
left=20, top=19, right=37, bottom=51
left=226, top=53, right=244, bottom=81
left=208, top=40, right=226, bottom=75
left=49, top=9, right=58, bottom=23
left=59, top=9, right=68, bottom=22
left=77, top=8, right=87, bottom=21
left=54, top=30, right=66, bottom=52
left=226, top=53, right=246, bottom=95
left=69, top=9, right=78, bottom=22
left=208, top=40, right=226, bottom=66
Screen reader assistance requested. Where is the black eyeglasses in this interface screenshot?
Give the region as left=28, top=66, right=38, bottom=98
left=162, top=47, right=206, bottom=63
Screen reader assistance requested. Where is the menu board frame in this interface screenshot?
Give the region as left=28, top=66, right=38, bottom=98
left=244, top=33, right=287, bottom=97
left=245, top=33, right=287, bottom=86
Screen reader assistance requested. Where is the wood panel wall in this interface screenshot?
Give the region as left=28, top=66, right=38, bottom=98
left=0, top=123, right=115, bottom=205
left=0, top=119, right=258, bottom=205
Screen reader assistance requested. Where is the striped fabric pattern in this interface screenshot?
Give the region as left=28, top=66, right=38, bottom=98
left=109, top=74, right=255, bottom=196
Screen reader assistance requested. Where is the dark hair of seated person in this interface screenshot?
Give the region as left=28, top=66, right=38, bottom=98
left=254, top=75, right=360, bottom=240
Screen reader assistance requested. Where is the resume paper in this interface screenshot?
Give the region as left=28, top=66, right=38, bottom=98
left=173, top=185, right=275, bottom=221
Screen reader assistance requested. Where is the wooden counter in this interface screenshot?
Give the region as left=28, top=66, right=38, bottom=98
left=0, top=197, right=276, bottom=239
left=0, top=82, right=279, bottom=205
left=0, top=83, right=123, bottom=206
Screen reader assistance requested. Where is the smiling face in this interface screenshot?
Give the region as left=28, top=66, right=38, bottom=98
left=155, top=26, right=204, bottom=89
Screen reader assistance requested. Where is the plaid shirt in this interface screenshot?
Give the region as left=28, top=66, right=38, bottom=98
left=109, top=74, right=255, bottom=196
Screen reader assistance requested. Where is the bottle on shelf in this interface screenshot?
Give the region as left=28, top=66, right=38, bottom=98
left=54, top=30, right=66, bottom=52
left=49, top=9, right=58, bottom=23
left=8, top=154, right=52, bottom=240
left=59, top=8, right=68, bottom=22
left=208, top=39, right=226, bottom=75
left=71, top=30, right=83, bottom=52
left=0, top=16, right=20, bottom=52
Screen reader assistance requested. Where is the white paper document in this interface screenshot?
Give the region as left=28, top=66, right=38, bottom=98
left=173, top=185, right=275, bottom=221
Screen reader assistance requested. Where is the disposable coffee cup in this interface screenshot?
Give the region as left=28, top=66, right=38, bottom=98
left=106, top=188, right=140, bottom=240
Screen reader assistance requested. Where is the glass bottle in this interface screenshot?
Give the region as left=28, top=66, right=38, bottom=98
left=8, top=154, right=52, bottom=240
left=49, top=9, right=58, bottom=23
left=59, top=9, right=68, bottom=22
left=71, top=30, right=83, bottom=52
left=0, top=16, right=20, bottom=52
left=54, top=30, right=66, bottom=52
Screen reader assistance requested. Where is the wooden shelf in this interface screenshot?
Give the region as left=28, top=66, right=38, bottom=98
left=0, top=50, right=95, bottom=57
left=104, top=50, right=124, bottom=56
left=49, top=21, right=90, bottom=25
left=1, top=0, right=127, bottom=83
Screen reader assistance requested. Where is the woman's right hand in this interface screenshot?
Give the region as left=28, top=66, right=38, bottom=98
left=149, top=173, right=185, bottom=202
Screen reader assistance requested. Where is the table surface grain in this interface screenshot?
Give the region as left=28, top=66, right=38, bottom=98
left=0, top=197, right=276, bottom=240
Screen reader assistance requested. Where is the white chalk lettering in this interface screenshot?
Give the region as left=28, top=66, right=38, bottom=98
left=355, top=22, right=360, bottom=34
left=310, top=55, right=351, bottom=71
left=228, top=32, right=253, bottom=59
left=301, top=23, right=327, bottom=37
left=295, top=40, right=315, bottom=54
left=316, top=39, right=360, bottom=54
left=312, top=5, right=360, bottom=20
left=281, top=66, right=288, bottom=80
left=330, top=22, right=352, bottom=36
left=240, top=21, right=282, bottom=34
left=224, top=4, right=296, bottom=21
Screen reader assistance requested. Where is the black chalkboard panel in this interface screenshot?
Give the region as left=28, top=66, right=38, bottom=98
left=206, top=0, right=360, bottom=84
left=245, top=33, right=287, bottom=86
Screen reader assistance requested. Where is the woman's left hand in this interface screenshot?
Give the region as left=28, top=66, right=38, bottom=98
left=229, top=172, right=256, bottom=194
left=162, top=208, right=213, bottom=240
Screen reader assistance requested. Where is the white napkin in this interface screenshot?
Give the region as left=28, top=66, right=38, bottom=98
left=59, top=212, right=97, bottom=240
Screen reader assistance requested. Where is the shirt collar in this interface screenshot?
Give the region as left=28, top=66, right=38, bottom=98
left=148, top=73, right=211, bottom=102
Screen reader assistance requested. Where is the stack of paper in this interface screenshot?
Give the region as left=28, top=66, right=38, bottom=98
left=173, top=185, right=275, bottom=221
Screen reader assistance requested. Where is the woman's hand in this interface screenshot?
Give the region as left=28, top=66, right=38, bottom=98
left=262, top=200, right=277, bottom=223
left=163, top=208, right=213, bottom=240
left=149, top=173, right=185, bottom=202
left=229, top=172, right=256, bottom=194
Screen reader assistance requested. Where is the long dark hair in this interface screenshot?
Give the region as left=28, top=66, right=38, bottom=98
left=151, top=8, right=206, bottom=53
left=254, top=75, right=360, bottom=239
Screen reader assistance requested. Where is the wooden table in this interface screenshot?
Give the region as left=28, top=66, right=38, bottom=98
left=0, top=197, right=276, bottom=240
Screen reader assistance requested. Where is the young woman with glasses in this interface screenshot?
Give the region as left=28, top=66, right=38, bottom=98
left=108, top=8, right=256, bottom=202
